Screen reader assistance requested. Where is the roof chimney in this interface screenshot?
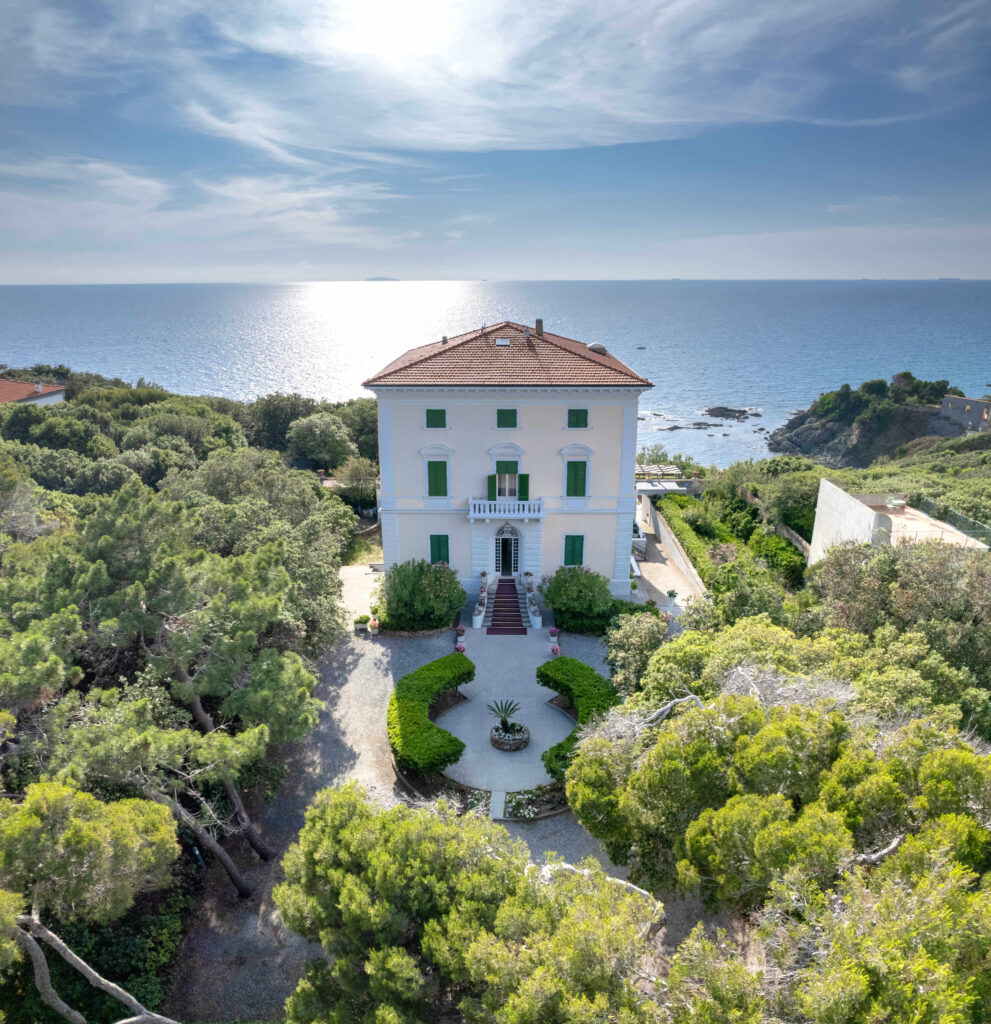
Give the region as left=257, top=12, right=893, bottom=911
left=535, top=318, right=543, bottom=337
left=441, top=336, right=448, bottom=344
left=34, top=382, right=42, bottom=393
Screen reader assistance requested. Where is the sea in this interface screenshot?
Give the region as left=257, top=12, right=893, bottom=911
left=1, top=280, right=989, bottom=467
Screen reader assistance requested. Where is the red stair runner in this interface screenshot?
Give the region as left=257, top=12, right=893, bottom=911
left=486, top=578, right=527, bottom=635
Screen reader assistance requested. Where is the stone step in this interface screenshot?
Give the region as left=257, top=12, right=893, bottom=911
left=489, top=791, right=506, bottom=819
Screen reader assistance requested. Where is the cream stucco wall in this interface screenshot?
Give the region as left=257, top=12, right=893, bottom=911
left=372, top=386, right=644, bottom=594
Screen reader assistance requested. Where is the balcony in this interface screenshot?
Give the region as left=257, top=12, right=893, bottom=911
left=468, top=498, right=545, bottom=521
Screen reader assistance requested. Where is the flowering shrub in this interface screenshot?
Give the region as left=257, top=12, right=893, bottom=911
left=550, top=645, right=560, bottom=656
left=380, top=559, right=466, bottom=630
left=506, top=789, right=540, bottom=820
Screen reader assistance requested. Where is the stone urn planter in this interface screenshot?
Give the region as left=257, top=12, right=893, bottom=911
left=490, top=725, right=530, bottom=751
left=472, top=602, right=485, bottom=629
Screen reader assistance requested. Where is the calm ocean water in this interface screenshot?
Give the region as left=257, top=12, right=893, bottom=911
left=1, top=280, right=989, bottom=466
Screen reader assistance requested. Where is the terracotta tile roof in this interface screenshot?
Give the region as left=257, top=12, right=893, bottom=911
left=0, top=379, right=66, bottom=404
left=363, top=322, right=652, bottom=389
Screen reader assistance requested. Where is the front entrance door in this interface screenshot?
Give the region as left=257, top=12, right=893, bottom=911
left=499, top=537, right=513, bottom=575
left=495, top=533, right=519, bottom=575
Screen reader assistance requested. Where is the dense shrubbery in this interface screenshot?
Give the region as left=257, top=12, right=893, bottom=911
left=273, top=783, right=662, bottom=1024
left=747, top=527, right=806, bottom=586
left=567, top=682, right=989, bottom=907
left=375, top=558, right=466, bottom=631
left=605, top=612, right=672, bottom=696
left=286, top=411, right=358, bottom=469
left=0, top=370, right=362, bottom=1016
left=809, top=371, right=961, bottom=425
left=536, top=657, right=619, bottom=779
left=538, top=565, right=657, bottom=634
left=386, top=653, right=474, bottom=774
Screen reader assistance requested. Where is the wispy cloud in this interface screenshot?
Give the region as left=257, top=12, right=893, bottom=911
left=826, top=195, right=903, bottom=213
left=8, top=0, right=990, bottom=154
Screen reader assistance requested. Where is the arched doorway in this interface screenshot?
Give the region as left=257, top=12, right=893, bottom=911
left=494, top=522, right=520, bottom=576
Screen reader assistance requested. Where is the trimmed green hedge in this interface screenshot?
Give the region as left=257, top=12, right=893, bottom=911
left=554, top=599, right=659, bottom=636
left=537, top=657, right=620, bottom=780
left=657, top=497, right=716, bottom=583
left=387, top=652, right=474, bottom=774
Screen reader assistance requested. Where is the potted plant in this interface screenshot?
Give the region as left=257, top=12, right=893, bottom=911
left=550, top=644, right=561, bottom=657
left=472, top=603, right=485, bottom=629
left=368, top=617, right=380, bottom=635
left=455, top=624, right=466, bottom=637
left=487, top=699, right=530, bottom=751
left=455, top=643, right=466, bottom=653
left=548, top=627, right=560, bottom=649
left=354, top=614, right=370, bottom=632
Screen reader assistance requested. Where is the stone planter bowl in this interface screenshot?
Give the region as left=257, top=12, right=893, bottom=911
left=490, top=725, right=530, bottom=752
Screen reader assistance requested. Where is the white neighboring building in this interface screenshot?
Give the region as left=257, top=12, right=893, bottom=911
left=809, top=478, right=988, bottom=564
left=363, top=320, right=652, bottom=595
left=0, top=380, right=66, bottom=406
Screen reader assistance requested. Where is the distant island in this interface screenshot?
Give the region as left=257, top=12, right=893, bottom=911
left=365, top=276, right=399, bottom=281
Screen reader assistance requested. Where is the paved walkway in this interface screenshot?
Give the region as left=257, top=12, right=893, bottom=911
left=437, top=627, right=576, bottom=792
left=340, top=562, right=379, bottom=619
left=635, top=514, right=705, bottom=620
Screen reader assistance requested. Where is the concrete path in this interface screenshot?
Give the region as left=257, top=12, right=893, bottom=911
left=437, top=628, right=575, bottom=791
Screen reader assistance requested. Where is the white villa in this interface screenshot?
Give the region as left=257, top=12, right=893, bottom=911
left=364, top=320, right=652, bottom=596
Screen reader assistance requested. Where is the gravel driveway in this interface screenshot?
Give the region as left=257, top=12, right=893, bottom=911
left=163, top=632, right=450, bottom=1022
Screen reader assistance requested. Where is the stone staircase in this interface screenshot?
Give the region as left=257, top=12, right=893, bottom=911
left=485, top=577, right=528, bottom=635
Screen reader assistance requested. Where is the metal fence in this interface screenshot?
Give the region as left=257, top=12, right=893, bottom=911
left=914, top=496, right=991, bottom=546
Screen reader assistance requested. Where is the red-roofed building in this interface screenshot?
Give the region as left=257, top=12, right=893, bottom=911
left=0, top=379, right=67, bottom=406
left=364, top=320, right=653, bottom=610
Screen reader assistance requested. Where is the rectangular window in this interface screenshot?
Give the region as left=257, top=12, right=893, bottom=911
left=496, top=408, right=517, bottom=428
left=566, top=460, right=587, bottom=497
left=494, top=460, right=518, bottom=498
left=563, top=535, right=584, bottom=566
left=429, top=534, right=450, bottom=564
left=427, top=461, right=448, bottom=497
left=425, top=409, right=446, bottom=428
left=567, top=408, right=588, bottom=429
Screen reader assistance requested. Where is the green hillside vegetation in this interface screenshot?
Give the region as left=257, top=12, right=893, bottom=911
left=809, top=370, right=962, bottom=426
left=0, top=373, right=365, bottom=1020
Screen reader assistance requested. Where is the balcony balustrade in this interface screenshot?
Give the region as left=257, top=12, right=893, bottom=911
left=468, top=497, right=545, bottom=521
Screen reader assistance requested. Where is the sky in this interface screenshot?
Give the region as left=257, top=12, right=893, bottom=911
left=1, top=0, right=990, bottom=283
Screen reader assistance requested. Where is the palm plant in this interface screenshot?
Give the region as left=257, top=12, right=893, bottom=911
left=486, top=699, right=521, bottom=732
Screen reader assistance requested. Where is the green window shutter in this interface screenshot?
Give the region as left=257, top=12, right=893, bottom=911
left=517, top=473, right=529, bottom=500
left=566, top=460, right=587, bottom=497
left=496, top=408, right=517, bottom=428
left=568, top=408, right=588, bottom=428
left=427, top=461, right=447, bottom=497
left=495, top=460, right=518, bottom=475
left=430, top=534, right=449, bottom=563
left=425, top=409, right=446, bottom=428
left=564, top=535, right=584, bottom=566
left=487, top=474, right=497, bottom=501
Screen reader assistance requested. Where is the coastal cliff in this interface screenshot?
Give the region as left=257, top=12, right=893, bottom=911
left=767, top=372, right=964, bottom=468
